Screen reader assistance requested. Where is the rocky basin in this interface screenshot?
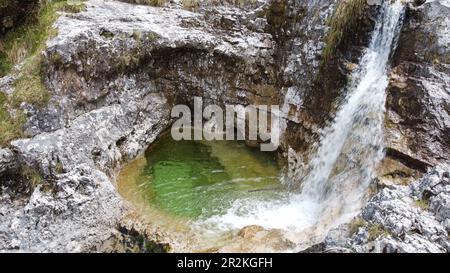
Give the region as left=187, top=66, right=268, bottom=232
left=0, top=0, right=449, bottom=252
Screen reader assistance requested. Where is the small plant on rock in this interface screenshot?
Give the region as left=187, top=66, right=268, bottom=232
left=182, top=0, right=200, bottom=10
left=22, top=166, right=44, bottom=189
left=415, top=199, right=430, bottom=210
left=119, top=0, right=168, bottom=7
left=368, top=223, right=389, bottom=241
left=348, top=217, right=366, bottom=235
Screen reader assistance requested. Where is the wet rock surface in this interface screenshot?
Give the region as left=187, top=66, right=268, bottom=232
left=313, top=165, right=450, bottom=253
left=99, top=215, right=175, bottom=253
left=217, top=225, right=296, bottom=253
left=385, top=0, right=450, bottom=167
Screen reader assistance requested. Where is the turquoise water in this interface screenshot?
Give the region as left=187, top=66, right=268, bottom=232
left=118, top=133, right=283, bottom=220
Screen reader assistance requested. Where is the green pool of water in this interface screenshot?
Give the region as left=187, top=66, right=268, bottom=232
left=118, top=133, right=282, bottom=220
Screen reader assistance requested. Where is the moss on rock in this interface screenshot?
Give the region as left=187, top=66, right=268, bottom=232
left=322, top=0, right=367, bottom=64
left=0, top=0, right=85, bottom=146
left=0, top=91, right=26, bottom=146
left=118, top=0, right=168, bottom=7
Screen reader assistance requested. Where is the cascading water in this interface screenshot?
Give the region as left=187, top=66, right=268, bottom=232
left=298, top=0, right=406, bottom=227
left=196, top=0, right=406, bottom=249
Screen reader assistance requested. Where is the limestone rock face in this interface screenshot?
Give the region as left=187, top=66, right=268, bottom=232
left=0, top=165, right=127, bottom=252
left=279, top=0, right=380, bottom=179
left=0, top=148, right=16, bottom=175
left=34, top=0, right=277, bottom=135
left=385, top=0, right=450, bottom=167
left=0, top=0, right=449, bottom=253
left=315, top=165, right=450, bottom=253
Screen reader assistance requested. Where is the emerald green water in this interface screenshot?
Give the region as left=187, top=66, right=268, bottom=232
left=118, top=133, right=282, bottom=220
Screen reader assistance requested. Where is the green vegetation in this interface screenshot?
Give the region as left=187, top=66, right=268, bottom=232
left=0, top=0, right=8, bottom=8
left=61, top=1, right=87, bottom=13
left=12, top=55, right=50, bottom=107
left=0, top=0, right=82, bottom=77
left=322, top=0, right=367, bottom=64
left=100, top=29, right=115, bottom=39
left=415, top=199, right=430, bottom=210
left=22, top=166, right=44, bottom=188
left=0, top=1, right=86, bottom=147
left=55, top=161, right=65, bottom=174
left=368, top=223, right=389, bottom=241
left=119, top=0, right=168, bottom=7
left=0, top=1, right=86, bottom=76
left=348, top=217, right=366, bottom=235
left=0, top=91, right=25, bottom=146
left=182, top=0, right=200, bottom=10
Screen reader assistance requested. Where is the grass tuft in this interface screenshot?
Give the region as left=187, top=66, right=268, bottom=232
left=322, top=0, right=367, bottom=64
left=61, top=2, right=87, bottom=13
left=368, top=223, right=389, bottom=241
left=0, top=1, right=88, bottom=77
left=0, top=0, right=83, bottom=146
left=0, top=0, right=9, bottom=8
left=118, top=0, right=168, bottom=7
left=12, top=54, right=50, bottom=107
left=348, top=217, right=366, bottom=235
left=415, top=199, right=429, bottom=210
left=182, top=0, right=200, bottom=10
left=0, top=91, right=26, bottom=146
left=22, top=165, right=44, bottom=188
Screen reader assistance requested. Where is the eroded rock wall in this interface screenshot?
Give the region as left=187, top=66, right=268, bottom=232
left=0, top=0, right=449, bottom=252
left=385, top=0, right=450, bottom=168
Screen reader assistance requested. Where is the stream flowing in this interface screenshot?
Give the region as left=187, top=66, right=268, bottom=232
left=118, top=0, right=405, bottom=252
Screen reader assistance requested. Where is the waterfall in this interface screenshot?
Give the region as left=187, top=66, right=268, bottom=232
left=196, top=0, right=405, bottom=249
left=297, top=0, right=406, bottom=222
